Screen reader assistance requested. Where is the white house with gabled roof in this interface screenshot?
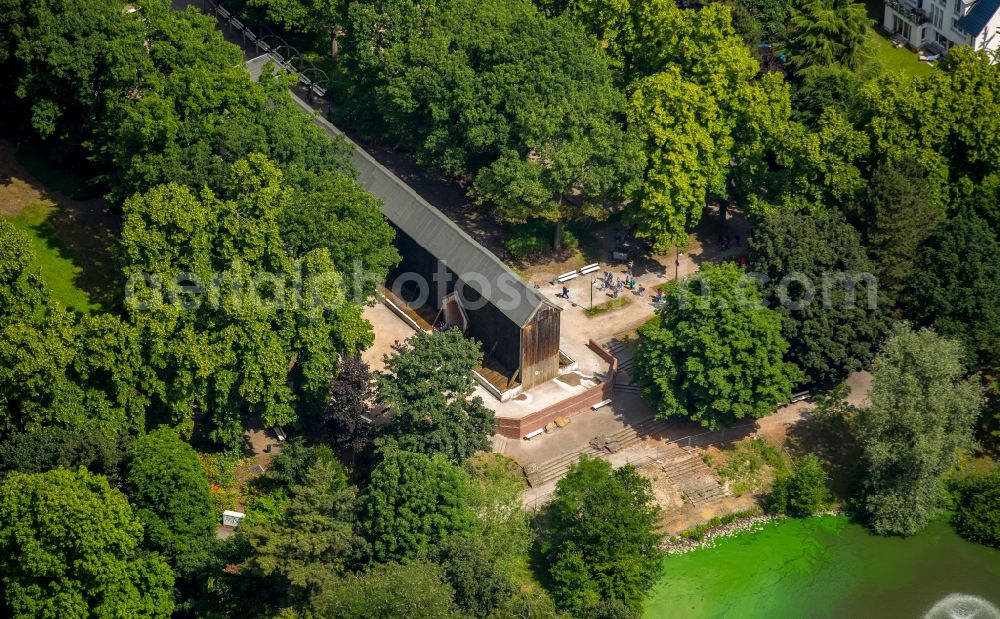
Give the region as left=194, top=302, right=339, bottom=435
left=883, top=0, right=1000, bottom=60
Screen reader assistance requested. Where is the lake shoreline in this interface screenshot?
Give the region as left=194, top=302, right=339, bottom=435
left=664, top=509, right=845, bottom=555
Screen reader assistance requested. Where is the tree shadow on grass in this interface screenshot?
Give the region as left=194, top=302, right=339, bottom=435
left=1, top=139, right=120, bottom=312
left=784, top=403, right=866, bottom=506
left=31, top=198, right=121, bottom=311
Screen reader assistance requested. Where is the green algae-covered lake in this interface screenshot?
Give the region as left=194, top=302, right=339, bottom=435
left=646, top=515, right=1000, bottom=618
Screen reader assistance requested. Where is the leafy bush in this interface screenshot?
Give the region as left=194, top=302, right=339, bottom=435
left=952, top=471, right=1000, bottom=548
left=768, top=454, right=833, bottom=516
left=198, top=451, right=248, bottom=514
left=198, top=451, right=244, bottom=490
left=584, top=296, right=632, bottom=316
left=241, top=487, right=290, bottom=528
left=712, top=438, right=788, bottom=496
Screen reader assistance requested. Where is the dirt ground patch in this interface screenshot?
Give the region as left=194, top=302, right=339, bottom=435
left=0, top=141, right=51, bottom=218
left=639, top=465, right=687, bottom=513
left=660, top=494, right=760, bottom=535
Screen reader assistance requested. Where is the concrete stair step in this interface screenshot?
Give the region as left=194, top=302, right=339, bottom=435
left=525, top=417, right=677, bottom=486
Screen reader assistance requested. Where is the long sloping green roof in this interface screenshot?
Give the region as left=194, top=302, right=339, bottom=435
left=247, top=56, right=551, bottom=327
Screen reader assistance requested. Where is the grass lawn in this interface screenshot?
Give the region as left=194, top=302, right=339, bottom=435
left=584, top=294, right=632, bottom=317
left=869, top=30, right=936, bottom=77
left=7, top=203, right=103, bottom=314
left=0, top=139, right=118, bottom=313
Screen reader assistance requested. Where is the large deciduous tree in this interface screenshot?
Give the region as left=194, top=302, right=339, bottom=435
left=906, top=213, right=1000, bottom=373
left=0, top=469, right=175, bottom=618
left=633, top=262, right=801, bottom=428
left=378, top=329, right=495, bottom=462
left=363, top=447, right=476, bottom=563
left=345, top=0, right=637, bottom=249
left=748, top=210, right=888, bottom=385
left=118, top=155, right=372, bottom=446
left=279, top=165, right=399, bottom=296
left=614, top=2, right=792, bottom=248
left=626, top=67, right=730, bottom=251
left=125, top=428, right=216, bottom=577
left=860, top=325, right=981, bottom=536
left=540, top=457, right=662, bottom=616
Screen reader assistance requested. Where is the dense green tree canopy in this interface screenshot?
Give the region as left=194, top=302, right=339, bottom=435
left=363, top=447, right=476, bottom=562
left=279, top=165, right=399, bottom=294
left=857, top=47, right=1000, bottom=228
left=126, top=428, right=216, bottom=576
left=634, top=262, right=801, bottom=428
left=856, top=156, right=945, bottom=306
left=312, top=561, right=460, bottom=618
left=0, top=468, right=174, bottom=618
left=758, top=108, right=870, bottom=213
left=118, top=155, right=372, bottom=445
left=783, top=0, right=872, bottom=76
left=860, top=325, right=981, bottom=536
left=0, top=3, right=354, bottom=202
left=626, top=68, right=731, bottom=250
left=906, top=213, right=1000, bottom=372
left=953, top=471, right=1000, bottom=548
left=0, top=0, right=151, bottom=158
left=574, top=1, right=793, bottom=249
left=0, top=428, right=130, bottom=483
left=243, top=458, right=366, bottom=605
left=346, top=0, right=637, bottom=248
left=541, top=457, right=662, bottom=616
left=378, top=329, right=495, bottom=461
left=0, top=231, right=146, bottom=435
left=748, top=210, right=887, bottom=384
left=433, top=534, right=518, bottom=618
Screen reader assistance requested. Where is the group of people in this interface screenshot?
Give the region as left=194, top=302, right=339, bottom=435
left=596, top=269, right=644, bottom=298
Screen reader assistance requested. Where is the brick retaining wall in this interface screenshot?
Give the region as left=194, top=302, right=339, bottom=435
left=495, top=340, right=618, bottom=439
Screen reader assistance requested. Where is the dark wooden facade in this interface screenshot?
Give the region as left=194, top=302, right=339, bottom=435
left=388, top=227, right=561, bottom=391
left=519, top=303, right=561, bottom=390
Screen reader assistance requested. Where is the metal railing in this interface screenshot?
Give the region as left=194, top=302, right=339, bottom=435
left=193, top=0, right=331, bottom=98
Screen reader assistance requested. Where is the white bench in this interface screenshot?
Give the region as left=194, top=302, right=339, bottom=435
left=556, top=270, right=580, bottom=283
left=591, top=398, right=612, bottom=410
left=789, top=391, right=810, bottom=404
left=580, top=263, right=600, bottom=275
left=523, top=428, right=544, bottom=440
left=272, top=426, right=287, bottom=441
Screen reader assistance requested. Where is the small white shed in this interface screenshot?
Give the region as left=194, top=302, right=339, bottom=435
left=222, top=510, right=246, bottom=528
